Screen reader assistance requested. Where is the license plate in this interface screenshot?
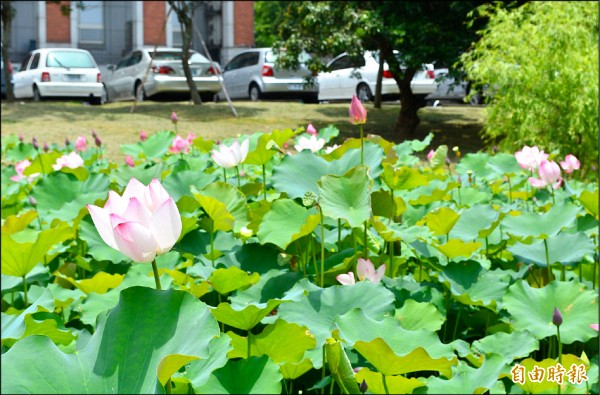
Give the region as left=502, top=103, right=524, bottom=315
left=287, top=83, right=303, bottom=91
left=192, top=69, right=202, bottom=77
left=66, top=74, right=81, bottom=81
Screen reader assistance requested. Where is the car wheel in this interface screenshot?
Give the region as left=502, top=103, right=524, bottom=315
left=33, top=85, right=42, bottom=102
left=101, top=84, right=109, bottom=104
left=135, top=82, right=146, bottom=102
left=357, top=83, right=373, bottom=102
left=249, top=84, right=262, bottom=101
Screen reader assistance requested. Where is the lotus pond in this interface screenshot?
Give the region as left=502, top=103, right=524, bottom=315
left=1, top=107, right=598, bottom=394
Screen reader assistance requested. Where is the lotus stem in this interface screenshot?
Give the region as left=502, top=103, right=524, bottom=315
left=262, top=164, right=267, bottom=200
left=320, top=208, right=325, bottom=288
left=359, top=124, right=364, bottom=165
left=363, top=221, right=368, bottom=261
left=235, top=165, right=241, bottom=189
left=247, top=330, right=251, bottom=359
left=543, top=239, right=552, bottom=283
left=557, top=326, right=562, bottom=365
left=337, top=218, right=341, bottom=250
left=166, top=378, right=172, bottom=394
left=210, top=229, right=215, bottom=268
left=222, top=167, right=227, bottom=183
left=507, top=175, right=513, bottom=205
left=151, top=259, right=162, bottom=290
left=382, top=374, right=390, bottom=395
left=453, top=307, right=462, bottom=341
left=22, top=276, right=28, bottom=306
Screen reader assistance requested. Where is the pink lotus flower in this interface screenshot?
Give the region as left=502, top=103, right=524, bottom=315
left=170, top=111, right=178, bottom=124
left=211, top=139, right=250, bottom=169
left=10, top=159, right=39, bottom=182
left=86, top=178, right=182, bottom=263
left=306, top=124, right=317, bottom=136
left=125, top=155, right=135, bottom=167
left=75, top=136, right=87, bottom=152
left=427, top=149, right=435, bottom=161
left=336, top=258, right=386, bottom=286
left=349, top=95, right=367, bottom=125
left=515, top=145, right=548, bottom=171
left=559, top=154, right=580, bottom=173
left=529, top=160, right=562, bottom=189
left=294, top=135, right=325, bottom=153
left=590, top=324, right=599, bottom=331
left=52, top=152, right=84, bottom=171
left=169, top=135, right=191, bottom=154
left=186, top=133, right=196, bottom=144
left=140, top=130, right=148, bottom=141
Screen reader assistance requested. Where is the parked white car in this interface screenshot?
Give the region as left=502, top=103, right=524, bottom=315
left=13, top=48, right=104, bottom=104
left=102, top=47, right=222, bottom=102
left=317, top=51, right=437, bottom=102
left=216, top=48, right=319, bottom=103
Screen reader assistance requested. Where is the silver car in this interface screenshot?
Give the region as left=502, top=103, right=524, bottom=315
left=216, top=48, right=319, bottom=103
left=317, top=51, right=437, bottom=103
left=102, top=47, right=222, bottom=102
left=12, top=48, right=104, bottom=104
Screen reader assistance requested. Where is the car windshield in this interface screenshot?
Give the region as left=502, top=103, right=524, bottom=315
left=265, top=50, right=311, bottom=65
left=150, top=51, right=208, bottom=62
left=46, top=51, right=96, bottom=68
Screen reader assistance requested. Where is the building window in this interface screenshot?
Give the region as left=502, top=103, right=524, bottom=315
left=169, top=8, right=183, bottom=47
left=79, top=1, right=104, bottom=44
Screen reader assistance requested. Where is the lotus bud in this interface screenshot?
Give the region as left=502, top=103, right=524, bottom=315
left=65, top=137, right=71, bottom=147
left=170, top=111, right=178, bottom=124
left=29, top=195, right=37, bottom=207
left=91, top=129, right=98, bottom=138
left=359, top=379, right=368, bottom=394
left=306, top=123, right=317, bottom=136
left=349, top=95, right=367, bottom=125
left=552, top=307, right=563, bottom=327
left=32, top=137, right=39, bottom=150
left=125, top=155, right=135, bottom=167
left=94, top=135, right=102, bottom=147
left=18, top=134, right=24, bottom=143
left=140, top=130, right=148, bottom=141
left=43, top=142, right=49, bottom=152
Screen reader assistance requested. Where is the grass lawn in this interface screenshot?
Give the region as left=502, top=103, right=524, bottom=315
left=1, top=99, right=487, bottom=162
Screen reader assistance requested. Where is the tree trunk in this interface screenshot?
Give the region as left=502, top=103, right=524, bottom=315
left=180, top=15, right=202, bottom=104
left=394, top=67, right=421, bottom=140
left=374, top=51, right=383, bottom=109
left=1, top=0, right=15, bottom=102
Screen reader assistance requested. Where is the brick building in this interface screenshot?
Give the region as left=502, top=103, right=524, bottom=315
left=4, top=1, right=255, bottom=68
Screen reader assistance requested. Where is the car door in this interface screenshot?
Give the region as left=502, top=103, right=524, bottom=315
left=223, top=52, right=258, bottom=99
left=319, top=54, right=356, bottom=100
left=221, top=53, right=244, bottom=99
left=13, top=52, right=36, bottom=99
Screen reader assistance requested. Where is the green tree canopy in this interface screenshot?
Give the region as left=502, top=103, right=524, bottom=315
left=460, top=1, right=598, bottom=176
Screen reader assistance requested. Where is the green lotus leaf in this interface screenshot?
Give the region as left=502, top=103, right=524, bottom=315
left=209, top=266, right=260, bottom=295
left=78, top=218, right=129, bottom=263
left=456, top=152, right=494, bottom=179
left=455, top=186, right=491, bottom=206
left=501, top=202, right=582, bottom=241
left=318, top=165, right=372, bottom=228
left=372, top=217, right=433, bottom=243
left=393, top=132, right=433, bottom=160
left=1, top=287, right=221, bottom=394
left=420, top=207, right=460, bottom=236
left=277, top=281, right=395, bottom=348
left=3, top=312, right=77, bottom=348
left=112, top=162, right=165, bottom=186
left=279, top=358, right=314, bottom=380
left=471, top=331, right=540, bottom=364
left=120, top=130, right=174, bottom=159
left=434, top=239, right=482, bottom=260
left=381, top=164, right=431, bottom=191
left=245, top=129, right=297, bottom=166
left=227, top=319, right=316, bottom=365
left=257, top=198, right=320, bottom=249
left=30, top=172, right=110, bottom=225
left=1, top=221, right=73, bottom=277
left=191, top=134, right=215, bottom=153
left=395, top=299, right=444, bottom=331
left=578, top=189, right=598, bottom=219
left=271, top=142, right=383, bottom=200
left=1, top=210, right=38, bottom=235
left=355, top=368, right=426, bottom=394
left=507, top=232, right=595, bottom=267
left=418, top=355, right=506, bottom=394
left=4, top=141, right=38, bottom=162
left=195, top=355, right=282, bottom=394
left=162, top=169, right=216, bottom=202
left=195, top=182, right=249, bottom=233
left=212, top=300, right=281, bottom=331
left=406, top=179, right=455, bottom=206
left=77, top=265, right=174, bottom=328
left=371, top=190, right=405, bottom=218
left=503, top=280, right=598, bottom=343
left=194, top=197, right=234, bottom=233
left=22, top=151, right=62, bottom=176
left=54, top=271, right=124, bottom=295
left=334, top=309, right=457, bottom=377
left=450, top=204, right=502, bottom=240
left=430, top=145, right=448, bottom=169
left=436, top=261, right=512, bottom=308
left=1, top=288, right=54, bottom=346
left=513, top=355, right=590, bottom=394
left=324, top=338, right=361, bottom=394
left=486, top=152, right=522, bottom=176
left=175, top=336, right=232, bottom=391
